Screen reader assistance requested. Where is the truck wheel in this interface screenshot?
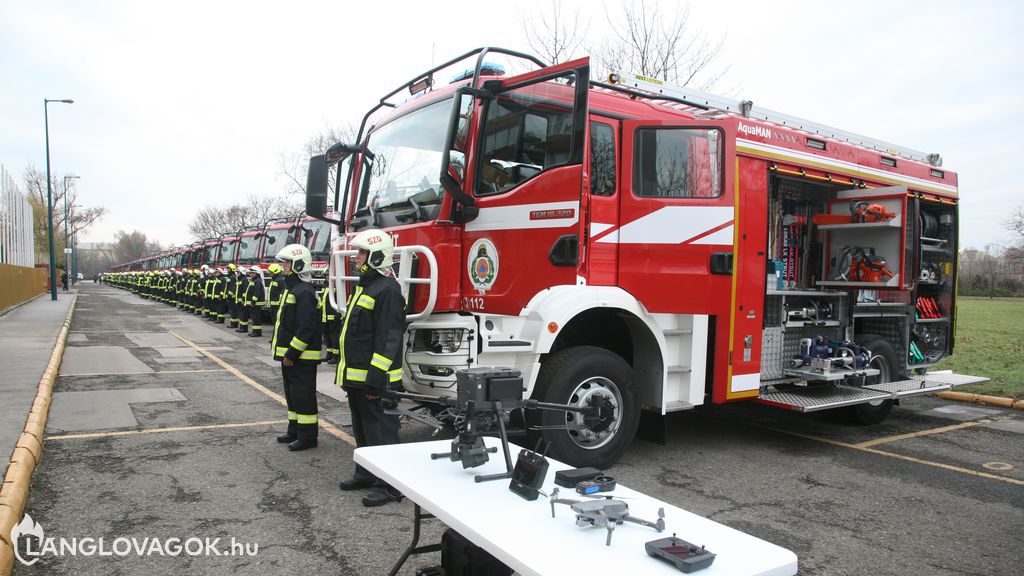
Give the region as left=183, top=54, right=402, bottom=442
left=528, top=346, right=639, bottom=469
left=845, top=335, right=897, bottom=425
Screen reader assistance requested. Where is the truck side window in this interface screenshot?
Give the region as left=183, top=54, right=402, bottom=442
left=590, top=122, right=616, bottom=196
left=633, top=127, right=722, bottom=198
left=477, top=73, right=577, bottom=196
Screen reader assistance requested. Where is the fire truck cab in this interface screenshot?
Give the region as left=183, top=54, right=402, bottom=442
left=306, top=48, right=985, bottom=468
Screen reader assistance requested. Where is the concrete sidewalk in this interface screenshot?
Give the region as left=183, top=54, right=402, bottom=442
left=0, top=291, right=75, bottom=477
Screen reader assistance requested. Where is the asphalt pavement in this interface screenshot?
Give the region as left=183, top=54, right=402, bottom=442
left=8, top=282, right=1024, bottom=575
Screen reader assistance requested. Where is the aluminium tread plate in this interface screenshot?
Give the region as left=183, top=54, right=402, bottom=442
left=910, top=373, right=990, bottom=387
left=862, top=378, right=950, bottom=397
left=757, top=384, right=890, bottom=412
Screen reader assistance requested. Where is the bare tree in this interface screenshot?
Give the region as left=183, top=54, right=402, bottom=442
left=517, top=0, right=727, bottom=90
left=278, top=123, right=358, bottom=196
left=187, top=194, right=301, bottom=240
left=594, top=0, right=726, bottom=88
left=519, top=2, right=588, bottom=65
left=113, top=230, right=160, bottom=264
left=1005, top=204, right=1024, bottom=264
left=22, top=166, right=106, bottom=264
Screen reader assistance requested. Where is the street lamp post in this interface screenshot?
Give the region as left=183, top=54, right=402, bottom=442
left=45, top=98, right=74, bottom=300
left=69, top=203, right=82, bottom=285
left=63, top=174, right=79, bottom=277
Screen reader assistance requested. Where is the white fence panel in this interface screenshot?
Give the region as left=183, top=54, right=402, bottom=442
left=1, top=164, right=35, bottom=267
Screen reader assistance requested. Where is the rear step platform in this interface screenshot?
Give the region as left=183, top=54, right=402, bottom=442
left=758, top=384, right=891, bottom=412
left=756, top=371, right=989, bottom=413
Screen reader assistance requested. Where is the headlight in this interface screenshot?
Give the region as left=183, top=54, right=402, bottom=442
left=414, top=328, right=465, bottom=353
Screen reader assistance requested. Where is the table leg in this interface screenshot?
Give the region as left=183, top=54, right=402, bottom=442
left=388, top=503, right=442, bottom=576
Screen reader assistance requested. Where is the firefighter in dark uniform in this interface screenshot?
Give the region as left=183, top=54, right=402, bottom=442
left=225, top=263, right=238, bottom=328
left=235, top=266, right=251, bottom=333
left=246, top=266, right=266, bottom=337
left=212, top=268, right=226, bottom=323
left=267, top=263, right=285, bottom=339
left=270, top=244, right=322, bottom=451
left=335, top=229, right=407, bottom=507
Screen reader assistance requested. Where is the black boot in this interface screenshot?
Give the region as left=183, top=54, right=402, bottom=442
left=248, top=331, right=262, bottom=337
left=339, top=477, right=375, bottom=491
left=277, top=421, right=297, bottom=443
left=288, top=438, right=318, bottom=451
left=362, top=486, right=403, bottom=507
left=289, top=423, right=318, bottom=451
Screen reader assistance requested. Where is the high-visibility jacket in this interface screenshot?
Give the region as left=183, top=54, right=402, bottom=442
left=268, top=273, right=285, bottom=306
left=247, top=274, right=266, bottom=306
left=270, top=274, right=322, bottom=363
left=335, top=268, right=405, bottom=394
left=319, top=287, right=337, bottom=322
left=207, top=277, right=222, bottom=300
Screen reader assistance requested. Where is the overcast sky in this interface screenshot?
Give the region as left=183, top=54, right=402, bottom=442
left=2, top=0, right=1021, bottom=251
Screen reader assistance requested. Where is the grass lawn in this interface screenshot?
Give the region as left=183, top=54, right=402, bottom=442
left=934, top=297, right=1024, bottom=399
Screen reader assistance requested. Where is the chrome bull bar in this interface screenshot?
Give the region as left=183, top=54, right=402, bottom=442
left=328, top=245, right=438, bottom=322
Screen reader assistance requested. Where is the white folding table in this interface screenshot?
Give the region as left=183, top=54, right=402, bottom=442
left=355, top=437, right=797, bottom=576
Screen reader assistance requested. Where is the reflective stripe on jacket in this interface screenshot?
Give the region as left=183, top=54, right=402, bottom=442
left=335, top=269, right=405, bottom=393
left=270, top=274, right=322, bottom=363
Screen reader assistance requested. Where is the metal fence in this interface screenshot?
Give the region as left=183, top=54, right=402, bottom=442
left=1, top=163, right=35, bottom=267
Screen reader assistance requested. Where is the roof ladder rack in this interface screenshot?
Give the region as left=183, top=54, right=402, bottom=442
left=606, top=71, right=942, bottom=167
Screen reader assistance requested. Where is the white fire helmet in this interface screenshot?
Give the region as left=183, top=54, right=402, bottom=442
left=350, top=229, right=393, bottom=270
left=275, top=244, right=312, bottom=274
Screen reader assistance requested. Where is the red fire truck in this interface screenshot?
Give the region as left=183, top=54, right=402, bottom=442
left=306, top=48, right=984, bottom=468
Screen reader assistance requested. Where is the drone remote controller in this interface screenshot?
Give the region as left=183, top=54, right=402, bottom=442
left=576, top=475, right=616, bottom=495
left=645, top=534, right=716, bottom=573
left=508, top=445, right=549, bottom=501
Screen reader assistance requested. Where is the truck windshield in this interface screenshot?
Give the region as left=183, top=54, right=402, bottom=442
left=301, top=220, right=332, bottom=259
left=237, top=235, right=261, bottom=264
left=203, top=245, right=218, bottom=265
left=219, top=240, right=239, bottom=263
left=357, top=98, right=450, bottom=213
left=262, top=228, right=295, bottom=262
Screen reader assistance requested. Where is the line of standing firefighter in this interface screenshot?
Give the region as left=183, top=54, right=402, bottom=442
left=101, top=228, right=407, bottom=507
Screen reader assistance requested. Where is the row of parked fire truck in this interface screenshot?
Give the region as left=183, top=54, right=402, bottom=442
left=108, top=215, right=334, bottom=298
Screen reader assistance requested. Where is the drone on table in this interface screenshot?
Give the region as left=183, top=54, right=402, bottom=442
left=549, top=488, right=665, bottom=546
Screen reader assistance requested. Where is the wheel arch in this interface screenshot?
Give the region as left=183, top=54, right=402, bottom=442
left=524, top=286, right=666, bottom=409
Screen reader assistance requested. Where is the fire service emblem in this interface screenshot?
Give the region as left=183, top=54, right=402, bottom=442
left=468, top=238, right=499, bottom=293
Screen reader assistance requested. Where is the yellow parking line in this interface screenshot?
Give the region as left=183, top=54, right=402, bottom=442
left=859, top=446, right=1024, bottom=486
left=170, top=331, right=356, bottom=447
left=698, top=413, right=1024, bottom=487
left=47, top=420, right=281, bottom=441
left=59, top=369, right=227, bottom=377
left=852, top=419, right=993, bottom=448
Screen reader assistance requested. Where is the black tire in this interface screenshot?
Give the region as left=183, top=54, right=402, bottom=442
left=527, top=346, right=640, bottom=469
left=844, top=335, right=897, bottom=425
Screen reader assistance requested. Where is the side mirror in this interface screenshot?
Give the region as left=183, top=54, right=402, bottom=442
left=305, top=155, right=330, bottom=219
left=440, top=89, right=477, bottom=215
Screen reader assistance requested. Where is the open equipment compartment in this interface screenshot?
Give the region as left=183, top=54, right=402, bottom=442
left=818, top=186, right=909, bottom=290
left=910, top=196, right=958, bottom=366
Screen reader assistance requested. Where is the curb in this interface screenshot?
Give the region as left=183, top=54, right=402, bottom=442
left=0, top=293, right=76, bottom=575
left=935, top=390, right=1024, bottom=411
